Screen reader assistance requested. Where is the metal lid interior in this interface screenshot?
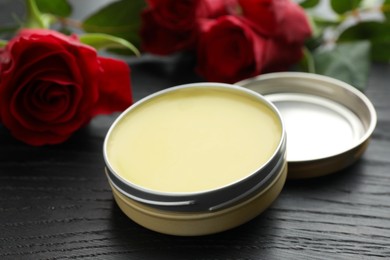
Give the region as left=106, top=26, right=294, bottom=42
left=236, top=72, right=377, bottom=179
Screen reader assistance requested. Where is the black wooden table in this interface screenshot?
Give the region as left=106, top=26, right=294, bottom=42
left=1, top=3, right=390, bottom=259
left=1, top=53, right=390, bottom=259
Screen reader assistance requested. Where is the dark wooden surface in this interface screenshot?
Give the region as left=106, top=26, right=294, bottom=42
left=1, top=3, right=390, bottom=260
left=1, top=57, right=390, bottom=260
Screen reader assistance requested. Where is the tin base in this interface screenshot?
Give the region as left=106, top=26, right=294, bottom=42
left=110, top=162, right=287, bottom=236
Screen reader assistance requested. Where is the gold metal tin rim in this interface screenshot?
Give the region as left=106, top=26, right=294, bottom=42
left=236, top=72, right=377, bottom=179
left=110, top=161, right=287, bottom=236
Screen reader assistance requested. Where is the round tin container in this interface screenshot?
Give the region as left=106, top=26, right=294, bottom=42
left=103, top=83, right=287, bottom=236
left=236, top=72, right=377, bottom=179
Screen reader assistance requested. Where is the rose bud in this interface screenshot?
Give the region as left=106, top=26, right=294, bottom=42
left=196, top=16, right=266, bottom=83
left=238, top=0, right=312, bottom=72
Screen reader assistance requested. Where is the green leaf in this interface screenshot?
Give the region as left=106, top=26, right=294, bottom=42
left=25, top=0, right=47, bottom=28
left=300, top=0, right=320, bottom=9
left=339, top=21, right=383, bottom=40
left=35, top=0, right=72, bottom=17
left=330, top=0, right=362, bottom=14
left=338, top=21, right=390, bottom=62
left=313, top=41, right=371, bottom=90
left=79, top=33, right=140, bottom=56
left=383, top=0, right=390, bottom=20
left=299, top=47, right=316, bottom=73
left=0, top=39, right=8, bottom=47
left=82, top=0, right=146, bottom=50
left=0, top=25, right=19, bottom=35
left=307, top=16, right=339, bottom=44
left=312, top=18, right=340, bottom=28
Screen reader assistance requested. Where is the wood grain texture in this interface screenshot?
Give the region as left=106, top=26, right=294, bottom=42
left=1, top=60, right=389, bottom=260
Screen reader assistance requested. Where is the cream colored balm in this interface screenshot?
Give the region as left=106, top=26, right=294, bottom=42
left=106, top=87, right=281, bottom=193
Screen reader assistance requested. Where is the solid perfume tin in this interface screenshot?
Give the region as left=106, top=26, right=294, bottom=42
left=103, top=83, right=287, bottom=235
left=237, top=72, right=377, bottom=179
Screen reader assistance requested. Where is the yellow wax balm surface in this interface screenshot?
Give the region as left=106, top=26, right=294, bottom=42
left=106, top=88, right=281, bottom=193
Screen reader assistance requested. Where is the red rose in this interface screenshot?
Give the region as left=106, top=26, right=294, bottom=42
left=239, top=0, right=311, bottom=44
left=196, top=16, right=266, bottom=83
left=255, top=0, right=312, bottom=72
left=262, top=38, right=307, bottom=72
left=141, top=0, right=235, bottom=55
left=238, top=0, right=286, bottom=37
left=196, top=0, right=311, bottom=83
left=0, top=29, right=132, bottom=146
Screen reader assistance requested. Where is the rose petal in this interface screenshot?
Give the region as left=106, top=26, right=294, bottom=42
left=92, top=57, right=132, bottom=116
left=201, top=0, right=238, bottom=18
left=5, top=59, right=80, bottom=125
left=238, top=0, right=287, bottom=37
left=18, top=29, right=88, bottom=49
left=196, top=16, right=265, bottom=83
left=3, top=59, right=87, bottom=136
left=274, top=1, right=312, bottom=44
left=2, top=48, right=80, bottom=98
left=4, top=117, right=72, bottom=145
left=262, top=40, right=304, bottom=72
left=141, top=9, right=196, bottom=54
left=27, top=81, right=71, bottom=121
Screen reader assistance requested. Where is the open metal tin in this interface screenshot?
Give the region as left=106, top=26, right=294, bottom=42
left=103, top=83, right=287, bottom=235
left=236, top=72, right=377, bottom=179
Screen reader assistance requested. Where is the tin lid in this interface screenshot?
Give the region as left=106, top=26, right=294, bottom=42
left=236, top=72, right=377, bottom=179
